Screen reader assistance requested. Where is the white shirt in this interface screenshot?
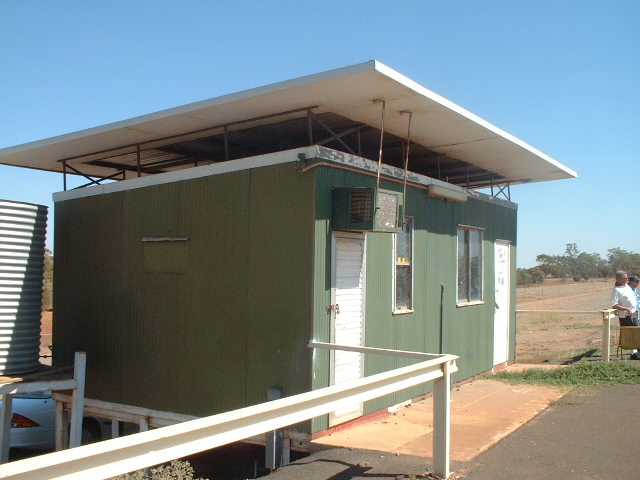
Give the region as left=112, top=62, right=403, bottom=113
left=611, top=284, right=637, bottom=318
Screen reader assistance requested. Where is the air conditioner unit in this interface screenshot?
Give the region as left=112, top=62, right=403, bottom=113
left=332, top=188, right=403, bottom=233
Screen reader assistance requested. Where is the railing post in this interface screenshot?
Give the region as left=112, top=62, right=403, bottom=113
left=69, top=352, right=87, bottom=448
left=55, top=398, right=68, bottom=451
left=433, top=359, right=452, bottom=479
left=601, top=309, right=615, bottom=362
left=0, top=394, right=13, bottom=463
left=265, top=387, right=284, bottom=470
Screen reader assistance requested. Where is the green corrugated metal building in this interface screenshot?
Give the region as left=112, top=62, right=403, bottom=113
left=0, top=61, right=576, bottom=434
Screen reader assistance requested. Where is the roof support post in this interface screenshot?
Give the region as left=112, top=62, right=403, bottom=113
left=374, top=99, right=386, bottom=189
left=307, top=109, right=313, bottom=146
left=63, top=161, right=67, bottom=191
left=136, top=144, right=141, bottom=177
left=224, top=125, right=229, bottom=161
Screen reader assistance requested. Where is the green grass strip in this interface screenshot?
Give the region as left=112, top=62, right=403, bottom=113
left=493, top=360, right=640, bottom=387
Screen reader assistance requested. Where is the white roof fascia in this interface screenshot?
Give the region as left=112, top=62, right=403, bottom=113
left=372, top=61, right=577, bottom=179
left=1, top=61, right=378, bottom=159
left=2, top=60, right=576, bottom=185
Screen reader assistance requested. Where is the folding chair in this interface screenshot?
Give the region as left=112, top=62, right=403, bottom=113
left=617, top=326, right=640, bottom=359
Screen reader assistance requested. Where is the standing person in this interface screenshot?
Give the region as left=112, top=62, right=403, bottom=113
left=611, top=270, right=639, bottom=360
left=628, top=275, right=640, bottom=326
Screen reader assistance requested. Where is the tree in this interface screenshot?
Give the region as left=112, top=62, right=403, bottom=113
left=534, top=244, right=627, bottom=279
left=535, top=253, right=566, bottom=278
left=608, top=248, right=640, bottom=275
left=574, top=252, right=602, bottom=279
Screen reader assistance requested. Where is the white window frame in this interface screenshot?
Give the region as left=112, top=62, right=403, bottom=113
left=393, top=217, right=414, bottom=314
left=456, top=225, right=484, bottom=307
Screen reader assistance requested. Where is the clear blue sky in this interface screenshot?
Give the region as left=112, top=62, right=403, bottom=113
left=0, top=1, right=637, bottom=267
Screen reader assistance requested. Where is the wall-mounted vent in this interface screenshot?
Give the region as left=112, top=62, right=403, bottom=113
left=332, top=188, right=403, bottom=233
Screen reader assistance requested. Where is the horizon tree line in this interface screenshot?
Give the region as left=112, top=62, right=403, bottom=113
left=518, top=243, right=640, bottom=285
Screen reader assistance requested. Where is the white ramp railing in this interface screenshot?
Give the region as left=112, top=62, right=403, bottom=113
left=0, top=346, right=457, bottom=480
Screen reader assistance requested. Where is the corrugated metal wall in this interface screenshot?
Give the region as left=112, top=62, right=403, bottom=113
left=54, top=157, right=515, bottom=433
left=0, top=200, right=47, bottom=374
left=311, top=165, right=517, bottom=430
left=54, top=163, right=316, bottom=417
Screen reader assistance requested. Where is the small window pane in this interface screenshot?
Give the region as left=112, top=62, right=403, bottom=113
left=457, top=226, right=483, bottom=304
left=469, top=229, right=482, bottom=301
left=395, top=265, right=412, bottom=310
left=457, top=229, right=468, bottom=302
left=394, top=218, right=413, bottom=311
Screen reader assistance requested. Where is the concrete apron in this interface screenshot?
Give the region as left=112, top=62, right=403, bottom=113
left=312, top=368, right=565, bottom=462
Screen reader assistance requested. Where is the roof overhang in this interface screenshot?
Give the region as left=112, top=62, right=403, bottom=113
left=0, top=60, right=576, bottom=186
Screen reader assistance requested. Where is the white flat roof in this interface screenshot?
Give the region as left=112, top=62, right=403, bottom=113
left=0, top=60, right=576, bottom=185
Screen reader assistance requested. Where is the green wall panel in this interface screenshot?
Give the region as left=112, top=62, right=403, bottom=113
left=54, top=163, right=315, bottom=419
left=54, top=157, right=516, bottom=435
left=310, top=165, right=517, bottom=428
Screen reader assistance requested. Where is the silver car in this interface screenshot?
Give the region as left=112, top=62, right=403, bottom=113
left=6, top=392, right=107, bottom=450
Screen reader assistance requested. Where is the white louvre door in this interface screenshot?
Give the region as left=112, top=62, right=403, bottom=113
left=494, top=240, right=511, bottom=365
left=329, top=233, right=365, bottom=426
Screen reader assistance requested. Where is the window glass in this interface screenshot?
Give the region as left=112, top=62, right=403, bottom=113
left=457, top=226, right=483, bottom=304
left=394, top=218, right=413, bottom=311
left=457, top=229, right=467, bottom=302
left=468, top=229, right=483, bottom=302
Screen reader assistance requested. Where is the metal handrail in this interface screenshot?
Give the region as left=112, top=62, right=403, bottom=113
left=0, top=345, right=457, bottom=480
left=516, top=309, right=609, bottom=314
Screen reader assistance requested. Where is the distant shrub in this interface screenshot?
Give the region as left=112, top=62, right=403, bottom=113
left=517, top=269, right=533, bottom=286
left=517, top=267, right=545, bottom=286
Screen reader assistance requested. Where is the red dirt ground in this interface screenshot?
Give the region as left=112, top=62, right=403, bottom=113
left=516, top=278, right=614, bottom=363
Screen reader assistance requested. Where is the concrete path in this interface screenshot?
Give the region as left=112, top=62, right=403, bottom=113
left=312, top=376, right=564, bottom=462
left=268, top=370, right=639, bottom=479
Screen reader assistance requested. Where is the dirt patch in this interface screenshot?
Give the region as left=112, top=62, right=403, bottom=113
left=516, top=278, right=615, bottom=363
left=40, top=311, right=53, bottom=365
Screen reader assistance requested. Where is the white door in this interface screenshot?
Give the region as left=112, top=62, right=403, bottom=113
left=494, top=240, right=511, bottom=365
left=329, top=232, right=365, bottom=426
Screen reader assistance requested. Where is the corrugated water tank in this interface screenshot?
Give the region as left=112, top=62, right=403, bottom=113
left=0, top=199, right=47, bottom=375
